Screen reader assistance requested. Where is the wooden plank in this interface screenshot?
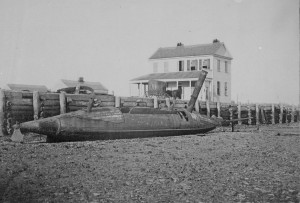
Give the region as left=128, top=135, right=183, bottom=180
left=100, top=102, right=115, bottom=107
left=174, top=103, right=187, bottom=108
left=10, top=106, right=33, bottom=111
left=33, top=91, right=40, bottom=120
left=0, top=90, right=6, bottom=136
left=120, top=97, right=141, bottom=102
left=94, top=95, right=115, bottom=102
left=122, top=102, right=137, bottom=107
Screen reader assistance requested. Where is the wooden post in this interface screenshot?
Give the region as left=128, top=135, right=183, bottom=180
left=279, top=104, right=283, bottom=124
left=166, top=98, right=171, bottom=108
left=256, top=104, right=259, bottom=125
left=115, top=96, right=120, bottom=108
left=195, top=99, right=200, bottom=113
left=154, top=96, right=158, bottom=109
left=286, top=106, right=289, bottom=123
left=238, top=103, right=241, bottom=125
left=248, top=105, right=251, bottom=125
left=33, top=91, right=40, bottom=120
left=206, top=101, right=210, bottom=117
left=229, top=106, right=233, bottom=121
left=217, top=102, right=221, bottom=117
left=0, top=90, right=5, bottom=136
left=271, top=104, right=275, bottom=124
left=59, top=91, right=66, bottom=114
left=291, top=106, right=295, bottom=123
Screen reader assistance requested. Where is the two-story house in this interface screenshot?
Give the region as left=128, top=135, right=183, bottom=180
left=130, top=40, right=233, bottom=103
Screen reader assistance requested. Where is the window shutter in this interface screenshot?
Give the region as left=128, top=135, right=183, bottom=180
left=187, top=60, right=190, bottom=71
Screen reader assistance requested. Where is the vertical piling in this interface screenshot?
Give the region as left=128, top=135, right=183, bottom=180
left=279, top=104, right=283, bottom=124
left=0, top=90, right=5, bottom=136
left=206, top=101, right=210, bottom=117
left=33, top=91, right=40, bottom=120
left=115, top=96, right=121, bottom=108
left=238, top=103, right=241, bottom=125
left=59, top=91, right=66, bottom=114
left=217, top=102, right=221, bottom=117
left=256, top=104, right=259, bottom=125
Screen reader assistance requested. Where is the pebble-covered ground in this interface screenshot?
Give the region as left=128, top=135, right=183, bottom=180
left=0, top=123, right=299, bottom=203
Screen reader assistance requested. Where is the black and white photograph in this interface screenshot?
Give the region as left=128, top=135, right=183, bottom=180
left=0, top=0, right=299, bottom=202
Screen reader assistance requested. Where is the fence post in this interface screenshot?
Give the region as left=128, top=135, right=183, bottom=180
left=248, top=105, right=252, bottom=125
left=59, top=91, right=66, bottom=114
left=115, top=96, right=121, bottom=108
left=33, top=91, right=40, bottom=120
left=154, top=96, right=158, bottom=109
left=0, top=90, right=5, bottom=136
left=291, top=106, right=295, bottom=123
left=256, top=104, right=259, bottom=125
left=206, top=101, right=210, bottom=117
left=238, top=103, right=241, bottom=125
left=271, top=104, right=275, bottom=124
left=195, top=99, right=200, bottom=113
left=217, top=102, right=221, bottom=117
left=279, top=104, right=283, bottom=124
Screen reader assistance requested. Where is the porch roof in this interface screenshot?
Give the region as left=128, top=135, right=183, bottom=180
left=131, top=71, right=206, bottom=82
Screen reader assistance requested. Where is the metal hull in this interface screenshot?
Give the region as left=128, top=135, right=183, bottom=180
left=16, top=107, right=218, bottom=142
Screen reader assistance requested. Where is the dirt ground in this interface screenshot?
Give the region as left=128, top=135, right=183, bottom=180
left=0, top=123, right=300, bottom=203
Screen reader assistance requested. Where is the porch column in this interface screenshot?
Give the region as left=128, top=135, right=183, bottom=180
left=139, top=82, right=142, bottom=97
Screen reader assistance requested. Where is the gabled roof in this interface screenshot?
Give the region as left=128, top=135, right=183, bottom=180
left=149, top=42, right=233, bottom=60
left=61, top=79, right=108, bottom=92
left=131, top=71, right=206, bottom=82
left=7, top=84, right=49, bottom=92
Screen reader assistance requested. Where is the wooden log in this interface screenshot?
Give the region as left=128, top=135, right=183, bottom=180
left=174, top=103, right=187, bottom=108
left=120, top=97, right=141, bottom=103
left=122, top=102, right=137, bottom=107
left=0, top=90, right=6, bottom=136
left=6, top=98, right=33, bottom=106
left=68, top=106, right=85, bottom=112
left=206, top=101, right=210, bottom=117
left=10, top=106, right=33, bottom=111
left=42, top=100, right=60, bottom=106
left=100, top=102, right=115, bottom=107
left=7, top=110, right=34, bottom=117
left=33, top=91, right=40, bottom=120
left=115, top=96, right=120, bottom=108
left=279, top=104, right=283, bottom=124
left=154, top=96, right=158, bottom=109
left=94, top=95, right=115, bottom=102
left=41, top=106, right=61, bottom=111
left=217, top=102, right=220, bottom=117
left=59, top=92, right=66, bottom=114
left=4, top=91, right=22, bottom=99
left=238, top=103, right=241, bottom=125
left=40, top=93, right=60, bottom=100
left=195, top=99, right=200, bottom=113
left=21, top=92, right=33, bottom=99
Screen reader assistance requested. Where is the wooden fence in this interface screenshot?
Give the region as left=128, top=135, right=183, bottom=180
left=0, top=90, right=299, bottom=136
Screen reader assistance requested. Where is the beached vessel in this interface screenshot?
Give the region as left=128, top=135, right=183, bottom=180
left=11, top=70, right=220, bottom=142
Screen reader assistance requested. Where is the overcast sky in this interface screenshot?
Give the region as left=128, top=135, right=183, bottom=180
left=0, top=0, right=299, bottom=104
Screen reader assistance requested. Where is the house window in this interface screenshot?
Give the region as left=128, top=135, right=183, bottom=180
left=217, top=60, right=220, bottom=72
left=153, top=62, right=158, bottom=73
left=187, top=60, right=191, bottom=71
left=164, top=62, right=169, bottom=72
left=202, top=59, right=210, bottom=69
left=217, top=81, right=220, bottom=96
left=178, top=60, right=184, bottom=71
left=199, top=60, right=202, bottom=70
left=225, top=61, right=228, bottom=73
left=191, top=60, right=198, bottom=71
left=224, top=82, right=228, bottom=96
